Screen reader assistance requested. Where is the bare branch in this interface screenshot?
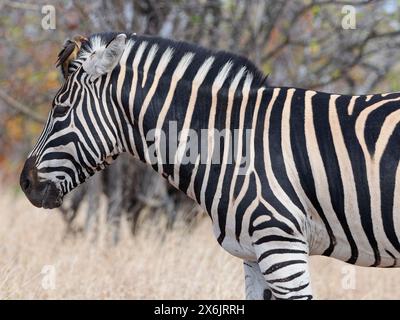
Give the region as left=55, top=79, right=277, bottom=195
left=0, top=89, right=46, bottom=124
left=3, top=0, right=39, bottom=11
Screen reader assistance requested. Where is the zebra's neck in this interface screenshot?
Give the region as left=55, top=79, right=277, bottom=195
left=111, top=35, right=268, bottom=201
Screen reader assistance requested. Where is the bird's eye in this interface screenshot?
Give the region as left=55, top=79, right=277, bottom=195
left=53, top=105, right=69, bottom=117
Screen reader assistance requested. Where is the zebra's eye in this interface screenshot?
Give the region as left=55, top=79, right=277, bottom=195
left=53, top=105, right=69, bottom=117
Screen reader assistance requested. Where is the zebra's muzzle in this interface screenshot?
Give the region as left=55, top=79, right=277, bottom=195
left=20, top=156, right=63, bottom=209
left=41, top=182, right=63, bottom=209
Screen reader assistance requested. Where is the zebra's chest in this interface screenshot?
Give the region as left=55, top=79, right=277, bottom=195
left=210, top=213, right=257, bottom=261
left=219, top=237, right=257, bottom=261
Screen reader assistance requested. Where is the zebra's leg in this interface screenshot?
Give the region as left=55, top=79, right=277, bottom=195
left=253, top=239, right=313, bottom=300
left=243, top=261, right=272, bottom=300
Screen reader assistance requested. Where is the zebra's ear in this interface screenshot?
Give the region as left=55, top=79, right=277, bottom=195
left=83, top=34, right=127, bottom=80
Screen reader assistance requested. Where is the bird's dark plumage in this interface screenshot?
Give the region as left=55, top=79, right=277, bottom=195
left=56, top=35, right=87, bottom=79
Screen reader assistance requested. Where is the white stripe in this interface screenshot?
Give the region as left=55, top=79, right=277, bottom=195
left=304, top=90, right=351, bottom=261
left=142, top=44, right=159, bottom=88
left=329, top=94, right=373, bottom=265
left=210, top=67, right=245, bottom=236
left=229, top=87, right=264, bottom=244
left=173, top=56, right=215, bottom=185
left=187, top=155, right=201, bottom=200
left=262, top=88, right=305, bottom=234
left=139, top=47, right=174, bottom=163
left=154, top=52, right=195, bottom=173
left=116, top=40, right=135, bottom=154
left=199, top=61, right=233, bottom=208
left=225, top=73, right=253, bottom=240
left=347, top=95, right=359, bottom=116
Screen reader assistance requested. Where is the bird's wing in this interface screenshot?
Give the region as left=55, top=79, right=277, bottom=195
left=55, top=40, right=76, bottom=68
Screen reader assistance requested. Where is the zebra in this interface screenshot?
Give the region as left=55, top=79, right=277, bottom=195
left=19, top=32, right=400, bottom=300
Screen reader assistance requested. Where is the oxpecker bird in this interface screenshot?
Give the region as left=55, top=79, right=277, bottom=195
left=56, top=35, right=87, bottom=79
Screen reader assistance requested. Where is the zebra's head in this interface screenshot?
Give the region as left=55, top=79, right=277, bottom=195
left=20, top=33, right=128, bottom=209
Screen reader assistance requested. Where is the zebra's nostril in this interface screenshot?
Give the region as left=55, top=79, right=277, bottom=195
left=21, top=177, right=31, bottom=192
left=20, top=156, right=37, bottom=194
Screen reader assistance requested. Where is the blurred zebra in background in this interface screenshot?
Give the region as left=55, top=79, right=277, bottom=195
left=20, top=32, right=400, bottom=299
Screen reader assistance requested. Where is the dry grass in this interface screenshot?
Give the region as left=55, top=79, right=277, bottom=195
left=1, top=188, right=400, bottom=299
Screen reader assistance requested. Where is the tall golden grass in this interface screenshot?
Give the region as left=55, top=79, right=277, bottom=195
left=0, top=188, right=399, bottom=299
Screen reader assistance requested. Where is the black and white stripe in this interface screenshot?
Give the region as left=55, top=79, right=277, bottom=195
left=25, top=32, right=400, bottom=299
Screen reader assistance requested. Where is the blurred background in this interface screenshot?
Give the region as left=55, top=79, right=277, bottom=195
left=1, top=0, right=400, bottom=299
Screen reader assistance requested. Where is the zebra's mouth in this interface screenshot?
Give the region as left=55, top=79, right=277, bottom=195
left=41, top=182, right=64, bottom=209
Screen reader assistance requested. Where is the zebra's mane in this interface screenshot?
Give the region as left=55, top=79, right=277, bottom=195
left=69, top=32, right=269, bottom=88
